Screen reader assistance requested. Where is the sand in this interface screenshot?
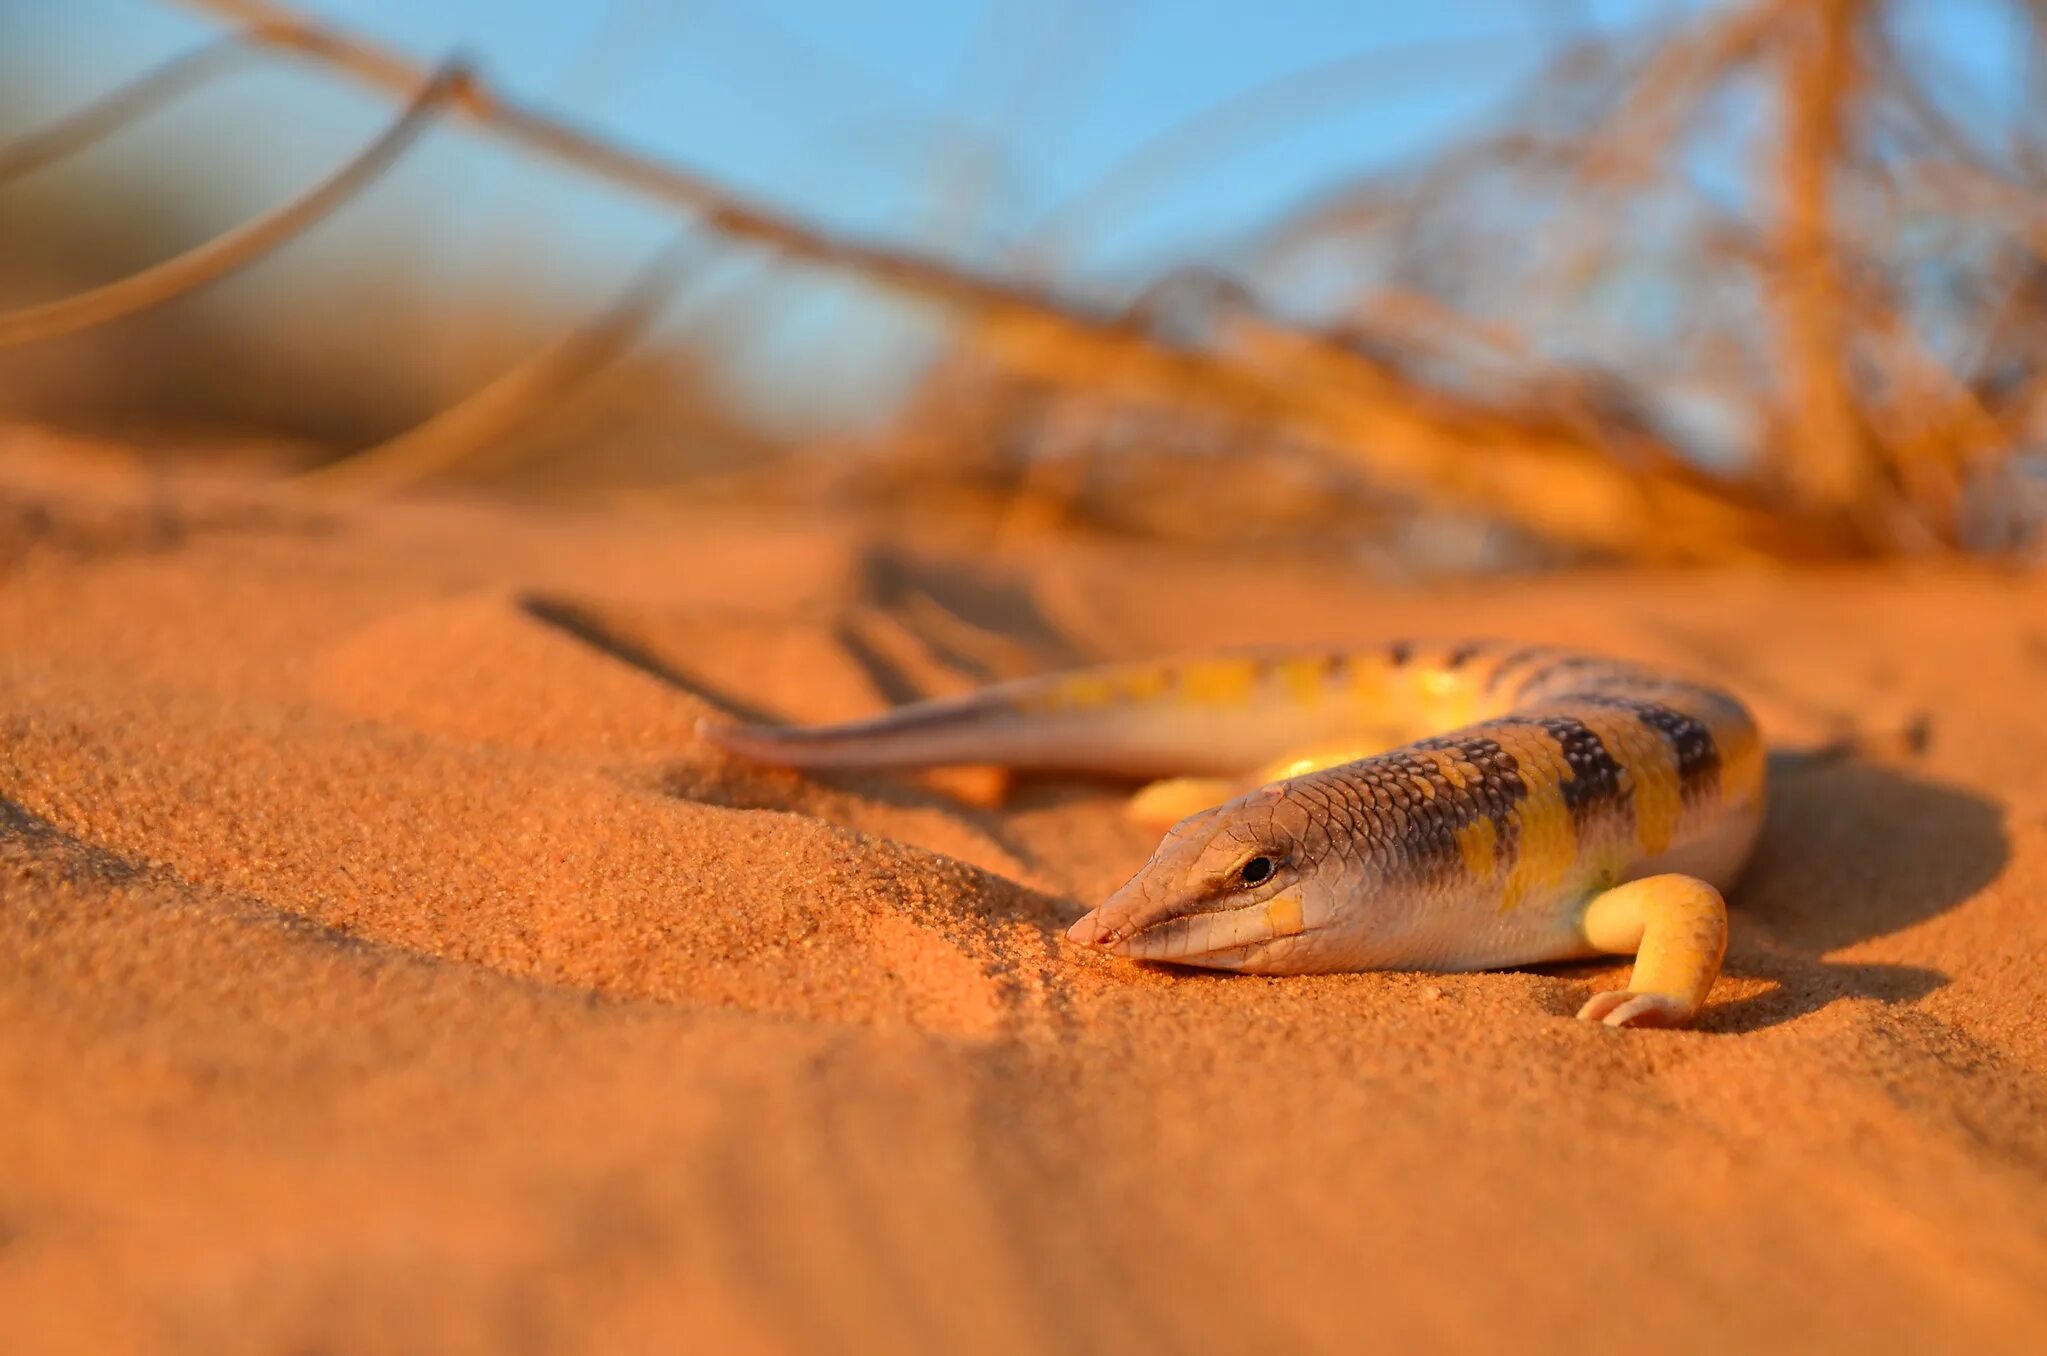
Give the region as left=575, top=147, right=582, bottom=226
left=3, top=425, right=2045, bottom=1354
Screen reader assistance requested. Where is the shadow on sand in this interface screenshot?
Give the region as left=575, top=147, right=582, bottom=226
left=1694, top=752, right=2006, bottom=1033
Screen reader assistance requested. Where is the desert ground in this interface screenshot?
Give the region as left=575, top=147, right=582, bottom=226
left=3, top=425, right=2045, bottom=1353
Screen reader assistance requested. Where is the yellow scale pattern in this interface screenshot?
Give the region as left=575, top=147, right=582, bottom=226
left=1493, top=725, right=1580, bottom=913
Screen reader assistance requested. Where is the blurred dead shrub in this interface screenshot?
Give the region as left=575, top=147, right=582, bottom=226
left=2, top=0, right=2044, bottom=567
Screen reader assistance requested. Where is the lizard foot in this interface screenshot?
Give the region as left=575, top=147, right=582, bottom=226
left=1572, top=874, right=1726, bottom=1030
left=1575, top=990, right=1694, bottom=1028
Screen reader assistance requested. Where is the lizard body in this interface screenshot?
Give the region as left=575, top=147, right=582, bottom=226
left=702, top=640, right=1766, bottom=1028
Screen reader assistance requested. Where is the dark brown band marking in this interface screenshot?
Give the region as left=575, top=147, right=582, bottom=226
left=1535, top=715, right=1627, bottom=810
left=1576, top=694, right=1722, bottom=803
left=1377, top=731, right=1529, bottom=881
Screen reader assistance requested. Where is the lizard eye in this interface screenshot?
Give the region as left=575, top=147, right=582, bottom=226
left=1237, top=855, right=1276, bottom=887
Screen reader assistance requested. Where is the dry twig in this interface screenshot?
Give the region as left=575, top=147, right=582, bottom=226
left=0, top=36, right=259, bottom=184
left=150, top=0, right=1808, bottom=560
left=0, top=61, right=467, bottom=347
left=294, top=238, right=701, bottom=498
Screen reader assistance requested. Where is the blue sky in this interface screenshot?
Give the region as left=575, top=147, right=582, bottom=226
left=6, top=2, right=1681, bottom=281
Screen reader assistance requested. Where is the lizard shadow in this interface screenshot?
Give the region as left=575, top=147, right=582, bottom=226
left=517, top=593, right=787, bottom=724
left=1642, top=752, right=2000, bottom=1033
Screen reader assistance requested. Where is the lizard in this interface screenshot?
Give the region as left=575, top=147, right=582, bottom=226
left=698, top=640, right=1767, bottom=1028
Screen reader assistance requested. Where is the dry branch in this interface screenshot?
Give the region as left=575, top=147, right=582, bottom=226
left=1769, top=0, right=1875, bottom=523
left=158, top=0, right=1812, bottom=561
left=71, top=0, right=2033, bottom=561
left=165, top=0, right=1103, bottom=326
left=294, top=238, right=699, bottom=499
left=0, top=36, right=258, bottom=184
left=0, top=62, right=466, bottom=347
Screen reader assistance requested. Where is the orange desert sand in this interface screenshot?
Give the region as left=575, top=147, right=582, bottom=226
left=3, top=428, right=2045, bottom=1354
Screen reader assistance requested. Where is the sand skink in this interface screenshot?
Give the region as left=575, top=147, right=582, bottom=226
left=700, top=641, right=1766, bottom=1028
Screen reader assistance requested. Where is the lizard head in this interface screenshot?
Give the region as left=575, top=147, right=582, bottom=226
left=1067, top=779, right=1351, bottom=973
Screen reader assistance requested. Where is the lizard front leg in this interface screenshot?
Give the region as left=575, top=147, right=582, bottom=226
left=1574, top=873, right=1728, bottom=1028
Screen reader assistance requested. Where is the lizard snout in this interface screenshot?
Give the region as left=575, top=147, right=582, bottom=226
left=1067, top=875, right=1312, bottom=967
left=1065, top=873, right=1172, bottom=951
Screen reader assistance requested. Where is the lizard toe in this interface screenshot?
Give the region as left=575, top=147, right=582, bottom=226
left=1576, top=990, right=1695, bottom=1029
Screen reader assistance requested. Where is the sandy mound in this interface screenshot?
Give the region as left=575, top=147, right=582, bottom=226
left=2, top=428, right=2044, bottom=1353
